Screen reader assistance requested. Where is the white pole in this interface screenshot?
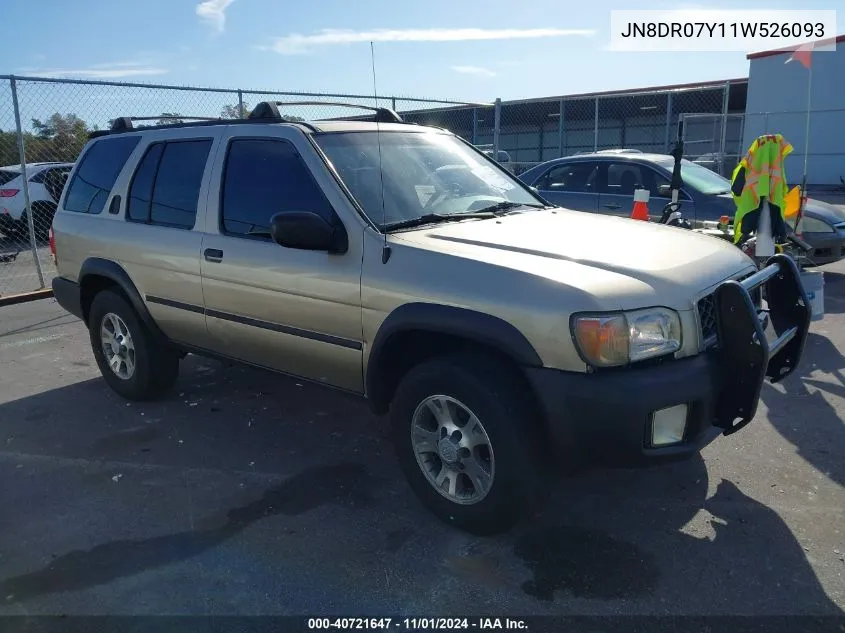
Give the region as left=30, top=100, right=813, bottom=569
left=803, top=59, right=812, bottom=182
left=794, top=53, right=812, bottom=235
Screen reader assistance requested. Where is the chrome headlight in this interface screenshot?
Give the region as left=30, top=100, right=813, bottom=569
left=572, top=307, right=682, bottom=367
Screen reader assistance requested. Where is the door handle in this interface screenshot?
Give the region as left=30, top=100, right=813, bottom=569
left=204, top=248, right=223, bottom=263
left=603, top=204, right=622, bottom=210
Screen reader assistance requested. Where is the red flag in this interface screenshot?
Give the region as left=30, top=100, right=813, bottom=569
left=786, top=42, right=813, bottom=68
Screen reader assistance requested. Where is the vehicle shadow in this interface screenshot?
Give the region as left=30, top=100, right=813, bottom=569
left=0, top=356, right=841, bottom=616
left=759, top=332, right=845, bottom=489
left=482, top=450, right=841, bottom=616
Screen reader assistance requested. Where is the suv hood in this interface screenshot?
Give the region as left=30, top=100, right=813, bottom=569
left=392, top=208, right=755, bottom=311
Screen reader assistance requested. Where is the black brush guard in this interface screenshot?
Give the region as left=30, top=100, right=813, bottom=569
left=713, top=253, right=811, bottom=436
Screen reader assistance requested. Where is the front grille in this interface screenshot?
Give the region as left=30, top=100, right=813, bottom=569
left=697, top=293, right=718, bottom=344
left=697, top=272, right=762, bottom=348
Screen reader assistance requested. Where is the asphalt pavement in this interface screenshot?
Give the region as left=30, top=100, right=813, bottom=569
left=0, top=233, right=54, bottom=298
left=0, top=263, right=843, bottom=622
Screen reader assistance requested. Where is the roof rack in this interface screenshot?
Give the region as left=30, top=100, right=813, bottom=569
left=248, top=100, right=404, bottom=124
left=110, top=115, right=223, bottom=132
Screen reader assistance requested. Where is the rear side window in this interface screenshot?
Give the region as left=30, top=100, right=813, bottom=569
left=127, top=139, right=212, bottom=229
left=221, top=138, right=334, bottom=238
left=0, top=169, right=20, bottom=186
left=64, top=136, right=140, bottom=214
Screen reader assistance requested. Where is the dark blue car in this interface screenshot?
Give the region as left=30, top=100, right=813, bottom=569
left=518, top=151, right=845, bottom=265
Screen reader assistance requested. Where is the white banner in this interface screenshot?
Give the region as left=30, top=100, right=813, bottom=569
left=609, top=10, right=837, bottom=52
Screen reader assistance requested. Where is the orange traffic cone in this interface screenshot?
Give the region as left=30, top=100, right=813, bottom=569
left=631, top=188, right=650, bottom=221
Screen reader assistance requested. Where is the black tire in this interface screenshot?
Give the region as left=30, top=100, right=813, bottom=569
left=390, top=353, right=544, bottom=535
left=88, top=289, right=179, bottom=401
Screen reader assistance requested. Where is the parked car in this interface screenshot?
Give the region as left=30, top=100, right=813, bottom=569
left=50, top=105, right=809, bottom=534
left=519, top=152, right=845, bottom=265
left=0, top=162, right=74, bottom=240
left=476, top=145, right=511, bottom=164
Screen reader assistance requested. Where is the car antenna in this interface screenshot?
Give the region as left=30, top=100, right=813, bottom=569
left=371, top=41, right=391, bottom=264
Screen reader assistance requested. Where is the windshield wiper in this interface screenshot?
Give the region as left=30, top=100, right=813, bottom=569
left=472, top=201, right=545, bottom=214
left=383, top=212, right=498, bottom=233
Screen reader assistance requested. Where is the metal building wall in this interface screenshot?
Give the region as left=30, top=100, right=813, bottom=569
left=744, top=38, right=845, bottom=186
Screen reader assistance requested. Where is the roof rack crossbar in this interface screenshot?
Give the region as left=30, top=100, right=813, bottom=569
left=248, top=100, right=404, bottom=124
left=110, top=115, right=224, bottom=131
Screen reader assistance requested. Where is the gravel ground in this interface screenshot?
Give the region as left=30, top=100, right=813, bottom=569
left=0, top=264, right=843, bottom=626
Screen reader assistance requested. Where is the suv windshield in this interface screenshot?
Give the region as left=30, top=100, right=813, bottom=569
left=657, top=158, right=732, bottom=195
left=314, top=131, right=542, bottom=229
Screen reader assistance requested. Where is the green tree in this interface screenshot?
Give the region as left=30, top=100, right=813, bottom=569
left=28, top=113, right=90, bottom=163
left=156, top=112, right=184, bottom=126
left=221, top=102, right=250, bottom=119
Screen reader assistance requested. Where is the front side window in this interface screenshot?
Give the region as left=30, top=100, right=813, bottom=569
left=221, top=138, right=335, bottom=238
left=603, top=162, right=645, bottom=195
left=64, top=136, right=140, bottom=213
left=314, top=131, right=542, bottom=228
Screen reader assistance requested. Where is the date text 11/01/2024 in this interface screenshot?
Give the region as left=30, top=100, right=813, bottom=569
left=619, top=21, right=826, bottom=38
left=307, top=618, right=528, bottom=630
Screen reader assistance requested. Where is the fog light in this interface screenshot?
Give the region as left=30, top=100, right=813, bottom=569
left=651, top=404, right=688, bottom=447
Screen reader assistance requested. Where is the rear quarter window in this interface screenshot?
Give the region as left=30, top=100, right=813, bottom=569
left=0, top=169, right=19, bottom=186
left=64, top=136, right=141, bottom=214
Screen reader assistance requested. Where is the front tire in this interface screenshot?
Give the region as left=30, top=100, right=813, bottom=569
left=390, top=353, right=543, bottom=535
left=88, top=290, right=179, bottom=401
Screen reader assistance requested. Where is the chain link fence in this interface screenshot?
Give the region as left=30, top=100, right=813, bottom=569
left=490, top=81, right=736, bottom=177
left=0, top=75, right=483, bottom=300
left=1, top=74, right=840, bottom=301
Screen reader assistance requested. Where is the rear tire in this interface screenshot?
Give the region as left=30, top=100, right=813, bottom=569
left=88, top=290, right=179, bottom=401
left=390, top=353, right=544, bottom=535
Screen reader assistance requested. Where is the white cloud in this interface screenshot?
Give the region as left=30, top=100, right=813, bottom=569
left=196, top=0, right=236, bottom=33
left=27, top=65, right=168, bottom=79
left=266, top=27, right=595, bottom=55
left=90, top=61, right=159, bottom=69
left=451, top=65, right=496, bottom=77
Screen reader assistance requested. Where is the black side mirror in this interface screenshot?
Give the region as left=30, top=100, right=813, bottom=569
left=657, top=184, right=672, bottom=198
left=270, top=212, right=348, bottom=254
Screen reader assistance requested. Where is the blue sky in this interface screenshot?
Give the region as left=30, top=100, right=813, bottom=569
left=4, top=0, right=841, bottom=103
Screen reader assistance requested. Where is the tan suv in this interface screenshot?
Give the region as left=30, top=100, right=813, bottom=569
left=50, top=101, right=811, bottom=534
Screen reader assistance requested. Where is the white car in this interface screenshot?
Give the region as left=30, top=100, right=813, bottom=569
left=0, top=162, right=74, bottom=240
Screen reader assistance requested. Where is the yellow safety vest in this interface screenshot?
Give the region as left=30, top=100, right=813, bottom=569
left=731, top=134, right=793, bottom=243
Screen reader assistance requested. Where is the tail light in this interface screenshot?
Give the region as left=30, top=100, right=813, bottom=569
left=49, top=227, right=57, bottom=265
left=0, top=188, right=20, bottom=197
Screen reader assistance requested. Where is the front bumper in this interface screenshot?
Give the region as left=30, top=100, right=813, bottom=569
left=527, top=254, right=812, bottom=468
left=526, top=354, right=724, bottom=467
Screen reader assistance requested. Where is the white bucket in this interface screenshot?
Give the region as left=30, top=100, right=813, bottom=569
left=800, top=270, right=824, bottom=322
